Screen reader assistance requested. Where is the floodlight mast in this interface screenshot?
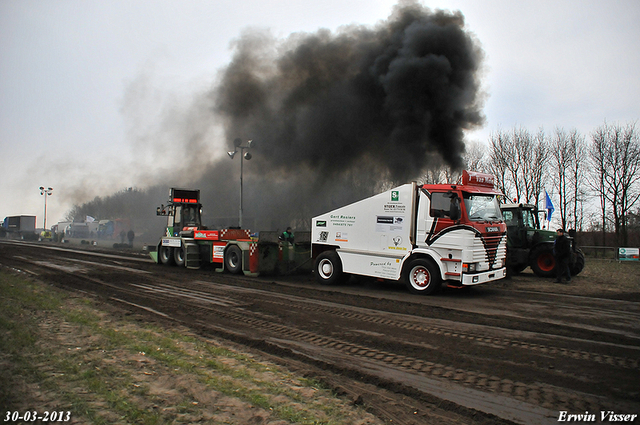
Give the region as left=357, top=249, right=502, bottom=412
left=39, top=186, right=53, bottom=229
left=227, top=139, right=253, bottom=228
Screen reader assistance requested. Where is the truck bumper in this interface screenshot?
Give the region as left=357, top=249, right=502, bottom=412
left=461, top=267, right=507, bottom=285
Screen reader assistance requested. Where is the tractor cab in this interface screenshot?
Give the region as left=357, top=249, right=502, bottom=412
left=157, top=188, right=203, bottom=237
left=501, top=204, right=556, bottom=249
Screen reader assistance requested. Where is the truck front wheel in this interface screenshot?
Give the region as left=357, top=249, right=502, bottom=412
left=159, top=246, right=175, bottom=266
left=405, top=259, right=441, bottom=295
left=224, top=245, right=243, bottom=274
left=315, top=251, right=344, bottom=285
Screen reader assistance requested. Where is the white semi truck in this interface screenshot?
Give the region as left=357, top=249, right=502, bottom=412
left=311, top=171, right=507, bottom=294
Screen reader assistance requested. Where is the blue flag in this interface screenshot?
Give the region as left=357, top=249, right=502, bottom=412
left=545, top=190, right=554, bottom=221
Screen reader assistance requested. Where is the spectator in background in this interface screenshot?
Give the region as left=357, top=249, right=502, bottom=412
left=127, top=230, right=135, bottom=248
left=279, top=227, right=294, bottom=244
left=553, top=229, right=571, bottom=283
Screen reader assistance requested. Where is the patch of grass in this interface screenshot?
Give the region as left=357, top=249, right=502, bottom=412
left=0, top=269, right=379, bottom=425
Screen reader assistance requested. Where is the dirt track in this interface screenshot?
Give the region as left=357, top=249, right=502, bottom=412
left=1, top=240, right=639, bottom=424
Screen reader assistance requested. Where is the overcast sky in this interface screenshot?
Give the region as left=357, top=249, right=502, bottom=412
left=1, top=0, right=639, bottom=226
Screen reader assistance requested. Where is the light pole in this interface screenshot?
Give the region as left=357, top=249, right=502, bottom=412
left=227, top=138, right=253, bottom=228
left=39, top=186, right=53, bottom=229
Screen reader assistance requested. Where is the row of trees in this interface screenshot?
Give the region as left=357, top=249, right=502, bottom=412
left=65, top=121, right=639, bottom=247
left=424, top=121, right=640, bottom=246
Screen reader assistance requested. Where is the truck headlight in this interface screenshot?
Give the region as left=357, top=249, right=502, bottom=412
left=462, top=263, right=477, bottom=273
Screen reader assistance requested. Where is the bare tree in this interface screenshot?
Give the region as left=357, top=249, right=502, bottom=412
left=568, top=129, right=587, bottom=231
left=416, top=141, right=487, bottom=186
left=589, top=126, right=608, bottom=245
left=486, top=129, right=515, bottom=200
left=524, top=128, right=548, bottom=208
left=588, top=122, right=640, bottom=246
left=463, top=140, right=487, bottom=172
left=551, top=128, right=571, bottom=230
left=487, top=126, right=548, bottom=207
left=551, top=128, right=586, bottom=231
left=416, top=152, right=464, bottom=185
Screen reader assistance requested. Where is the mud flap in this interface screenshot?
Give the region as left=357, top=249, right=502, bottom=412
left=243, top=246, right=259, bottom=277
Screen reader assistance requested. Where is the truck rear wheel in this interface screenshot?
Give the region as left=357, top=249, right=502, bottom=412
left=159, top=246, right=175, bottom=266
left=174, top=247, right=186, bottom=267
left=530, top=245, right=555, bottom=277
left=224, top=245, right=243, bottom=274
left=405, top=259, right=441, bottom=295
left=315, top=251, right=344, bottom=285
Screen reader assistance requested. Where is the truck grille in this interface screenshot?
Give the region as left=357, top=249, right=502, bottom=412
left=474, top=234, right=506, bottom=269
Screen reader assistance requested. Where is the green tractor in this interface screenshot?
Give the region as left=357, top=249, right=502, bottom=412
left=500, top=203, right=585, bottom=277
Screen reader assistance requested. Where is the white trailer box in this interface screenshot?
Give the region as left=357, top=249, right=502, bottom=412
left=312, top=183, right=416, bottom=280
left=6, top=215, right=36, bottom=233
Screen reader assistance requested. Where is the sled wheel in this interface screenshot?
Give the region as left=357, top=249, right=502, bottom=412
left=225, top=245, right=243, bottom=274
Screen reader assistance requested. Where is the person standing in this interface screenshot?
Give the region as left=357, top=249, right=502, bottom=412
left=554, top=229, right=571, bottom=283
left=279, top=227, right=294, bottom=244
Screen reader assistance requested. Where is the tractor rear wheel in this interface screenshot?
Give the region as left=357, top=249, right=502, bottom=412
left=530, top=245, right=556, bottom=278
left=570, top=248, right=585, bottom=276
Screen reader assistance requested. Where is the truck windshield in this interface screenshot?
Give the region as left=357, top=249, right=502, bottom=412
left=463, top=193, right=503, bottom=222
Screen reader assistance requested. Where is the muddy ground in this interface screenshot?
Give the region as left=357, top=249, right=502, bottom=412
left=1, top=240, right=639, bottom=425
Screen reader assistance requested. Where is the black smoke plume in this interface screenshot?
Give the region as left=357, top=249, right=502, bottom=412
left=214, top=1, right=484, bottom=182
left=68, top=2, right=485, bottom=234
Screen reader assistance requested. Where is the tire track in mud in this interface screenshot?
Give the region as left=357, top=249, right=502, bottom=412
left=271, top=299, right=639, bottom=369
left=35, top=256, right=633, bottom=420
left=192, top=282, right=640, bottom=370
left=181, top=294, right=628, bottom=419
left=0, top=257, right=570, bottom=421
left=3, top=244, right=640, bottom=424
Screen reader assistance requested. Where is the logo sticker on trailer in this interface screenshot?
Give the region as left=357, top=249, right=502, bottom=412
left=335, top=232, right=348, bottom=242
left=161, top=238, right=181, bottom=247
left=376, top=216, right=405, bottom=233
left=391, top=191, right=399, bottom=201
left=213, top=245, right=225, bottom=259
